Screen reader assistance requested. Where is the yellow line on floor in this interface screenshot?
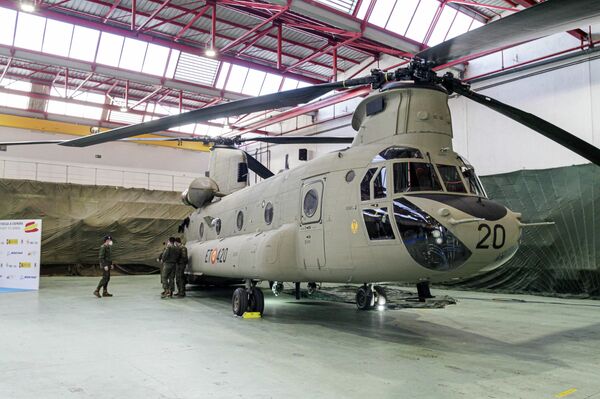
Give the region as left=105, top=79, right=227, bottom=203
left=555, top=388, right=577, bottom=398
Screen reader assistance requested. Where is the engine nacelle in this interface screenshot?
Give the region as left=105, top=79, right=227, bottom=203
left=182, top=177, right=219, bottom=208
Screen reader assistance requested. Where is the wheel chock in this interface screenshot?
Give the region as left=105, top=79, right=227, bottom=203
left=242, top=312, right=262, bottom=319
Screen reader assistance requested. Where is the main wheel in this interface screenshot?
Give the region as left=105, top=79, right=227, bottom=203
left=307, top=282, right=317, bottom=295
left=248, top=287, right=265, bottom=315
left=356, top=286, right=374, bottom=311
left=232, top=287, right=249, bottom=316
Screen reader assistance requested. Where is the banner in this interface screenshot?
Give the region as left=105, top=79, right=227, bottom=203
left=0, top=219, right=42, bottom=290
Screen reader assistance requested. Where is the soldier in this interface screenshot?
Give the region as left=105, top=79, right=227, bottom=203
left=174, top=237, right=188, bottom=297
left=94, top=235, right=114, bottom=298
left=160, top=237, right=179, bottom=298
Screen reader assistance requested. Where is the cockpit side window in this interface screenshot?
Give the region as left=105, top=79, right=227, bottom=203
left=373, top=167, right=387, bottom=199
left=372, top=146, right=422, bottom=163
left=462, top=167, right=487, bottom=197
left=360, top=167, right=377, bottom=201
left=437, top=164, right=467, bottom=193
left=393, top=162, right=442, bottom=193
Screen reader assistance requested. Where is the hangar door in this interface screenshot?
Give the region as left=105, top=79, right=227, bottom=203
left=298, top=177, right=326, bottom=269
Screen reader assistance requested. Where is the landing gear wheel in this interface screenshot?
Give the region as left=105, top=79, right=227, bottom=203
left=248, top=287, right=264, bottom=315
left=232, top=287, right=249, bottom=316
left=307, top=282, right=318, bottom=295
left=356, top=286, right=374, bottom=311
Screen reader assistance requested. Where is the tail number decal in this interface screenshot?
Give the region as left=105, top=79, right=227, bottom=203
left=205, top=248, right=229, bottom=264
left=476, top=224, right=505, bottom=249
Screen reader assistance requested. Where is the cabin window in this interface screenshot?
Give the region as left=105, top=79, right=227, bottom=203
left=393, top=162, right=443, bottom=193
left=236, top=211, right=244, bottom=231
left=360, top=168, right=377, bottom=201
left=199, top=222, right=204, bottom=240
left=362, top=207, right=395, bottom=240
left=461, top=166, right=486, bottom=197
left=303, top=189, right=319, bottom=218
left=264, top=202, right=274, bottom=225
left=373, top=167, right=387, bottom=199
left=437, top=164, right=467, bottom=193
left=372, top=146, right=423, bottom=162
left=214, top=219, right=221, bottom=235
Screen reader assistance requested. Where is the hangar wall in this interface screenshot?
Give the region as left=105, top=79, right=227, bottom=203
left=0, top=126, right=208, bottom=189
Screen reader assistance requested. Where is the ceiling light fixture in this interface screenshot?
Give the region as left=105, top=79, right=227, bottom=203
left=20, top=1, right=35, bottom=12
left=120, top=106, right=128, bottom=113
left=205, top=48, right=216, bottom=57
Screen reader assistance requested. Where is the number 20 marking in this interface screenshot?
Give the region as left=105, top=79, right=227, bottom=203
left=476, top=224, right=505, bottom=249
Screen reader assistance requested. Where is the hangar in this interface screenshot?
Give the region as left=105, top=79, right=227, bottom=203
left=1, top=0, right=599, bottom=398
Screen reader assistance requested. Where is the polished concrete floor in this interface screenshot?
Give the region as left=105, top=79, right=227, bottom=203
left=1, top=276, right=599, bottom=399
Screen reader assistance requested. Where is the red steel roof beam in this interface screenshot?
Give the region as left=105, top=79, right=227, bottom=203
left=447, top=0, right=519, bottom=12
left=174, top=4, right=211, bottom=42
left=131, top=0, right=136, bottom=30
left=103, top=0, right=122, bottom=23
left=219, top=7, right=289, bottom=53
left=285, top=35, right=361, bottom=73
left=235, top=26, right=273, bottom=57
left=0, top=56, right=12, bottom=86
left=217, top=0, right=287, bottom=12
left=136, top=0, right=171, bottom=32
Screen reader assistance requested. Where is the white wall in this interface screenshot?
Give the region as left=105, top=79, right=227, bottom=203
left=0, top=127, right=209, bottom=189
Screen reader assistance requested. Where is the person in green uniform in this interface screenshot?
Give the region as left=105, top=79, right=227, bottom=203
left=174, top=237, right=188, bottom=297
left=160, top=237, right=179, bottom=298
left=94, top=235, right=114, bottom=298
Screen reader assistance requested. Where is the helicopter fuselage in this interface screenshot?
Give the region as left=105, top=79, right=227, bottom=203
left=183, top=85, right=522, bottom=285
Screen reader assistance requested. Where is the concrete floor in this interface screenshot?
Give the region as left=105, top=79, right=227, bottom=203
left=1, top=276, right=599, bottom=399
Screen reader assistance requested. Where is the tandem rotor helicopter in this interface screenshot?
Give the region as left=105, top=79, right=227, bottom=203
left=3, top=0, right=600, bottom=316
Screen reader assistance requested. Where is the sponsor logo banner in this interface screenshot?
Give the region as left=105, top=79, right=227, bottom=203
left=0, top=220, right=41, bottom=290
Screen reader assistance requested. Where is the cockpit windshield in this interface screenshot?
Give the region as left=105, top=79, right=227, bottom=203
left=457, top=156, right=487, bottom=197
left=393, top=162, right=443, bottom=193
left=437, top=164, right=467, bottom=193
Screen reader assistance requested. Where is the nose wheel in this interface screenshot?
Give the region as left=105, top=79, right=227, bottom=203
left=356, top=284, right=387, bottom=310
left=232, top=281, right=264, bottom=316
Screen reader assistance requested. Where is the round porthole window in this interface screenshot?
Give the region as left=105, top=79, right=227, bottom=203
left=236, top=210, right=244, bottom=231
left=199, top=222, right=204, bottom=240
left=345, top=170, right=355, bottom=183
left=303, top=189, right=319, bottom=218
left=214, top=219, right=221, bottom=235
left=264, top=202, right=274, bottom=225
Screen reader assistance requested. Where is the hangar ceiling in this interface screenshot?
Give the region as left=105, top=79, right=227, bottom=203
left=0, top=0, right=590, bottom=138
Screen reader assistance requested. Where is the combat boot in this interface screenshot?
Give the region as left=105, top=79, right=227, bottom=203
left=93, top=290, right=101, bottom=298
left=102, top=290, right=113, bottom=297
left=168, top=290, right=173, bottom=298
left=161, top=291, right=169, bottom=299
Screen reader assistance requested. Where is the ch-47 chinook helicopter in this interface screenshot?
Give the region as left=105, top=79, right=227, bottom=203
left=3, top=0, right=600, bottom=316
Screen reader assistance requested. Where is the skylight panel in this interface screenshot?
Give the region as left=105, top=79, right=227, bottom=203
left=354, top=1, right=369, bottom=19
left=427, top=7, right=457, bottom=46
left=42, top=19, right=74, bottom=57
left=405, top=0, right=439, bottom=43
left=69, top=26, right=100, bottom=62
left=195, top=123, right=209, bottom=135
left=142, top=43, right=169, bottom=76
left=165, top=50, right=180, bottom=79
left=280, top=78, right=299, bottom=91
left=241, top=70, right=266, bottom=96
left=206, top=125, right=224, bottom=137
left=314, top=0, right=356, bottom=14
left=386, top=0, right=420, bottom=36
left=0, top=7, right=17, bottom=46
left=14, top=12, right=46, bottom=51
left=260, top=73, right=282, bottom=95
left=119, top=38, right=147, bottom=72
left=225, top=65, right=248, bottom=93
left=0, top=80, right=30, bottom=109
left=96, top=32, right=124, bottom=67
left=215, top=62, right=231, bottom=89
left=174, top=52, right=220, bottom=86
left=47, top=99, right=67, bottom=115
left=368, top=0, right=395, bottom=28
left=177, top=123, right=196, bottom=134
left=5, top=79, right=32, bottom=91
left=446, top=12, right=473, bottom=41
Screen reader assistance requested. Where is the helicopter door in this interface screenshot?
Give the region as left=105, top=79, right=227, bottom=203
left=299, top=178, right=326, bottom=270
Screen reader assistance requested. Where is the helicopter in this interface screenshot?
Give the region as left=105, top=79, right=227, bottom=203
left=2, top=0, right=600, bottom=316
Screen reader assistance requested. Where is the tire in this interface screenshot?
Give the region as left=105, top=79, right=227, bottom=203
left=356, top=286, right=374, bottom=311
left=307, top=282, right=317, bottom=295
left=232, top=287, right=248, bottom=316
left=249, top=287, right=265, bottom=315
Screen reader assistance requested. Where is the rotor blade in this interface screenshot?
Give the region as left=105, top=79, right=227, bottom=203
left=0, top=140, right=67, bottom=146
left=238, top=136, right=354, bottom=145
left=447, top=80, right=600, bottom=166
left=418, top=0, right=600, bottom=67
left=60, top=83, right=341, bottom=148
left=244, top=151, right=274, bottom=179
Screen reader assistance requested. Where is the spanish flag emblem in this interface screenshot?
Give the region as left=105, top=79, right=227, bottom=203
left=24, top=221, right=39, bottom=233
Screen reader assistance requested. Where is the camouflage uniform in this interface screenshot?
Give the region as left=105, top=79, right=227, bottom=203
left=175, top=244, right=188, bottom=297
left=95, top=243, right=113, bottom=297
left=161, top=244, right=179, bottom=297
